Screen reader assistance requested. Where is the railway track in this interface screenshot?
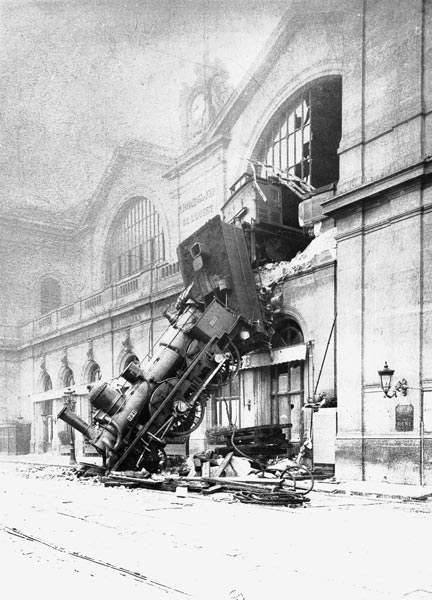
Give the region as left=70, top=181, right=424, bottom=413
left=1, top=522, right=190, bottom=597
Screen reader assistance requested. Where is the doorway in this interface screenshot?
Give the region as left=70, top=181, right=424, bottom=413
left=270, top=361, right=304, bottom=442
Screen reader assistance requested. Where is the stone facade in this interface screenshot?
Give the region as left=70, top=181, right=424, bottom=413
left=1, top=1, right=428, bottom=484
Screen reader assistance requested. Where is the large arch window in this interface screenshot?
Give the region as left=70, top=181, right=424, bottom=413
left=41, top=277, right=61, bottom=315
left=106, top=197, right=165, bottom=283
left=255, top=76, right=342, bottom=188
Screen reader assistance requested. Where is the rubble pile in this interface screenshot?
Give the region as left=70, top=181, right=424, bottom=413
left=257, top=227, right=337, bottom=288
left=96, top=451, right=314, bottom=506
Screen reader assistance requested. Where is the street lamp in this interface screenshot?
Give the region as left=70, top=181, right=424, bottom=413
left=378, top=362, right=408, bottom=398
left=63, top=387, right=77, bottom=465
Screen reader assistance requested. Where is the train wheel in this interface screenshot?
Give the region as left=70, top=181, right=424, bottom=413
left=149, top=379, right=206, bottom=437
left=169, top=395, right=206, bottom=437
left=207, top=341, right=241, bottom=389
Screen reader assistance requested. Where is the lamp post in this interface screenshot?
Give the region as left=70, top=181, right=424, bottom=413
left=63, top=388, right=77, bottom=465
left=378, top=362, right=408, bottom=398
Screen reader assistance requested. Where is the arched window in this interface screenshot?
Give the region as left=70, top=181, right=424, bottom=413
left=62, top=368, right=75, bottom=388
left=88, top=362, right=101, bottom=383
left=254, top=76, right=342, bottom=188
left=271, top=318, right=304, bottom=349
left=41, top=277, right=61, bottom=315
left=42, top=373, right=52, bottom=392
left=106, top=197, right=165, bottom=283
left=123, top=354, right=139, bottom=369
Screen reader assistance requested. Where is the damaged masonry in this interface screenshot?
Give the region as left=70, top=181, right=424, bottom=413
left=58, top=212, right=321, bottom=506
left=4, top=0, right=432, bottom=597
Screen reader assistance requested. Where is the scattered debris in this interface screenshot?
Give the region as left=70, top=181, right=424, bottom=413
left=258, top=227, right=337, bottom=288
left=94, top=446, right=314, bottom=506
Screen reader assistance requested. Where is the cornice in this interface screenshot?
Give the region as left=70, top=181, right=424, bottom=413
left=1, top=213, right=75, bottom=239
left=323, top=159, right=432, bottom=216
left=336, top=201, right=432, bottom=242
left=274, top=257, right=336, bottom=287
left=13, top=281, right=184, bottom=354
left=207, top=2, right=347, bottom=141
left=168, top=1, right=348, bottom=178
left=80, top=139, right=174, bottom=227
left=163, top=135, right=231, bottom=179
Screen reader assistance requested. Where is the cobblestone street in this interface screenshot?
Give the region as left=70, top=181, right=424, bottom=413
left=1, top=461, right=432, bottom=600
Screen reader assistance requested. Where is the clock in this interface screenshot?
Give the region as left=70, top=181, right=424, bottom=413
left=189, top=92, right=207, bottom=135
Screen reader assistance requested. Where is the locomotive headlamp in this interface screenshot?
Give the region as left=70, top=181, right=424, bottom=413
left=190, top=242, right=209, bottom=259
left=378, top=362, right=408, bottom=398
left=190, top=242, right=209, bottom=272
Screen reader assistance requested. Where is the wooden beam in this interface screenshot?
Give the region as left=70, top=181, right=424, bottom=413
left=213, top=451, right=234, bottom=477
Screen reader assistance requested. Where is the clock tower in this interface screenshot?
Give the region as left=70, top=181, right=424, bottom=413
left=179, top=61, right=233, bottom=145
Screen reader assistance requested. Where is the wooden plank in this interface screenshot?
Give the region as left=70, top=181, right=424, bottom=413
left=213, top=451, right=234, bottom=477
left=201, top=476, right=283, bottom=485
left=201, top=476, right=283, bottom=494
left=201, top=484, right=225, bottom=495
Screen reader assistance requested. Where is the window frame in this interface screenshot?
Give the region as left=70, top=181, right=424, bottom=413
left=211, top=376, right=240, bottom=428
left=255, top=76, right=342, bottom=189
left=106, top=197, right=165, bottom=284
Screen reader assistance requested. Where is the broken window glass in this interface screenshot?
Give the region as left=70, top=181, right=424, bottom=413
left=256, top=76, right=342, bottom=188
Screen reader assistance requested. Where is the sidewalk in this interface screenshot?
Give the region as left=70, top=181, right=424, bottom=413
left=313, top=478, right=432, bottom=501
left=2, top=453, right=432, bottom=501
left=0, top=452, right=103, bottom=468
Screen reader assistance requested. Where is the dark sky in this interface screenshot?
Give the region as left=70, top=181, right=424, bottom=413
left=0, top=0, right=287, bottom=209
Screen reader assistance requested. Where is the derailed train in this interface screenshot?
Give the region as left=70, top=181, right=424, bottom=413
left=58, top=216, right=272, bottom=473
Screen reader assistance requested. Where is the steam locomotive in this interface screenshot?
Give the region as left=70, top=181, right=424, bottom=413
left=58, top=216, right=271, bottom=473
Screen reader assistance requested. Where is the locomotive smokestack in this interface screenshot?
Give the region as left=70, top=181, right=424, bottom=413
left=57, top=406, right=97, bottom=441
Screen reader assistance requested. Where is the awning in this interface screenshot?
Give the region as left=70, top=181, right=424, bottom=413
left=240, top=343, right=307, bottom=370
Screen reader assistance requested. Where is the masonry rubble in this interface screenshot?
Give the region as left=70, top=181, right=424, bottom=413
left=257, top=227, right=337, bottom=289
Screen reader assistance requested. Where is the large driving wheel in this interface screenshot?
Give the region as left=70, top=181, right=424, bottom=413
left=207, top=341, right=241, bottom=390
left=169, top=395, right=206, bottom=437
left=149, top=379, right=206, bottom=437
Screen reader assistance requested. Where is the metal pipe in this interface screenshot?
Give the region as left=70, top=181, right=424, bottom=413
left=57, top=406, right=97, bottom=441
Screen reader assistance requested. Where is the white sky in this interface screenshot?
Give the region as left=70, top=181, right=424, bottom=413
left=0, top=0, right=287, bottom=208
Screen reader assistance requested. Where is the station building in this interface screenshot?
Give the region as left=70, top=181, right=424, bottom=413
left=1, top=0, right=430, bottom=485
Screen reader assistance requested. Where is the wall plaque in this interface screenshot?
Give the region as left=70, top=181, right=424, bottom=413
left=395, top=404, right=414, bottom=432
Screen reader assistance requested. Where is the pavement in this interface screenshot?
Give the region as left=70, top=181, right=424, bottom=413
left=2, top=452, right=432, bottom=501
left=1, top=458, right=432, bottom=600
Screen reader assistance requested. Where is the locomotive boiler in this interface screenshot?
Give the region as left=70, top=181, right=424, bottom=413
left=58, top=216, right=270, bottom=473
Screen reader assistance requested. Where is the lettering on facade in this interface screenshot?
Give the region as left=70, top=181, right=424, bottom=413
left=395, top=404, right=414, bottom=432
left=182, top=204, right=214, bottom=227
left=113, top=312, right=143, bottom=330
left=180, top=187, right=216, bottom=228
left=179, top=188, right=215, bottom=214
